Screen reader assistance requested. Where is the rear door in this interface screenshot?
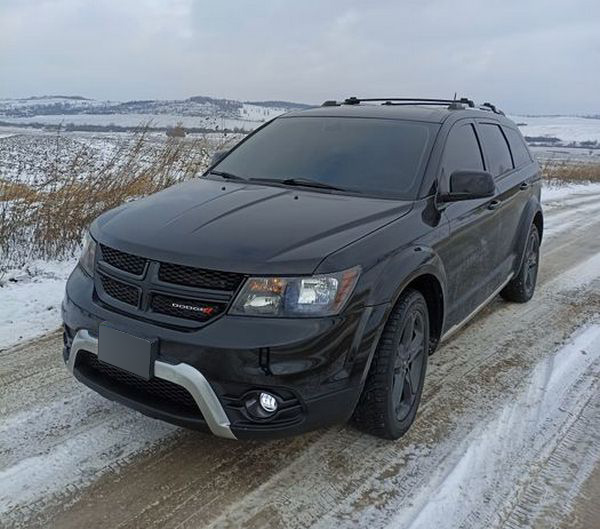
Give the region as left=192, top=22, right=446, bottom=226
left=437, top=120, right=503, bottom=328
left=475, top=121, right=530, bottom=282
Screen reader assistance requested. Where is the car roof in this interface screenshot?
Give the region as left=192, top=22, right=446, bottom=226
left=282, top=103, right=515, bottom=126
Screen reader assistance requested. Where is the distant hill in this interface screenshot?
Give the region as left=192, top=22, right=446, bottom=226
left=245, top=100, right=312, bottom=111
left=0, top=95, right=311, bottom=119
left=0, top=94, right=313, bottom=132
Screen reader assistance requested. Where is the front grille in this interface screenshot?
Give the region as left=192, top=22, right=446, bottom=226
left=76, top=351, right=201, bottom=415
left=96, top=244, right=243, bottom=325
left=100, top=244, right=146, bottom=275
left=159, top=262, right=244, bottom=291
left=99, top=273, right=140, bottom=307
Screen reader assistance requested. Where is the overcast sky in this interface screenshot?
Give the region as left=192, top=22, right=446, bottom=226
left=1, top=0, right=599, bottom=114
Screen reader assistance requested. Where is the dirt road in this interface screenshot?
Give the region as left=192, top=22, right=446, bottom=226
left=2, top=190, right=600, bottom=529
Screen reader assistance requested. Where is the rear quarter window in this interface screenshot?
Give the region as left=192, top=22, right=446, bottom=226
left=504, top=127, right=532, bottom=167
left=477, top=123, right=514, bottom=177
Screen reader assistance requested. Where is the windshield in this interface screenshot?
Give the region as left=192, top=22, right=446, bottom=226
left=211, top=116, right=438, bottom=199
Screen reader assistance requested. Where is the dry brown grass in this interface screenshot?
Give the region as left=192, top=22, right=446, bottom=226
left=0, top=129, right=233, bottom=271
left=541, top=161, right=600, bottom=184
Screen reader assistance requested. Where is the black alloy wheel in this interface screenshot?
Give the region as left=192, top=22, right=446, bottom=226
left=501, top=224, right=541, bottom=303
left=392, top=309, right=427, bottom=422
left=353, top=289, right=429, bottom=439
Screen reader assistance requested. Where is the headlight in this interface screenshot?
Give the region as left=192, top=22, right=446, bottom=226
left=230, top=266, right=360, bottom=317
left=79, top=232, right=97, bottom=277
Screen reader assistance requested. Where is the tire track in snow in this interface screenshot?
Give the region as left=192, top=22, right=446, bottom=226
left=387, top=325, right=600, bottom=529
left=500, top=392, right=600, bottom=529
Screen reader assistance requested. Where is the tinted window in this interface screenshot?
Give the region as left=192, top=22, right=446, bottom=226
left=441, top=123, right=484, bottom=184
left=504, top=127, right=532, bottom=167
left=212, top=117, right=438, bottom=199
left=478, top=123, right=514, bottom=177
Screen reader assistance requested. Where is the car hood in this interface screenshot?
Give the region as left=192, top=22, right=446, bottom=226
left=92, top=178, right=413, bottom=275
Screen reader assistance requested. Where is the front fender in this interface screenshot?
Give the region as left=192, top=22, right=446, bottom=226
left=371, top=245, right=448, bottom=308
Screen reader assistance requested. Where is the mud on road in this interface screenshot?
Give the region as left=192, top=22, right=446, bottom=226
left=1, top=190, right=600, bottom=529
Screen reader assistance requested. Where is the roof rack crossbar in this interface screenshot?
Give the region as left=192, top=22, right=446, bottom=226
left=378, top=101, right=466, bottom=108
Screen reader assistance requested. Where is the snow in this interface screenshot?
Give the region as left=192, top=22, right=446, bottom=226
left=0, top=394, right=176, bottom=516
left=0, top=259, right=75, bottom=350
left=542, top=181, right=600, bottom=203
left=1, top=113, right=266, bottom=131
left=0, top=96, right=292, bottom=132
left=509, top=115, right=600, bottom=143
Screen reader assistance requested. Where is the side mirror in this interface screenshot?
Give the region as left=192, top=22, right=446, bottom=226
left=210, top=149, right=230, bottom=166
left=438, top=170, right=495, bottom=203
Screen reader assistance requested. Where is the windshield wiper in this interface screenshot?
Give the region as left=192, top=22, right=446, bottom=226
left=209, top=170, right=247, bottom=181
left=250, top=177, right=347, bottom=192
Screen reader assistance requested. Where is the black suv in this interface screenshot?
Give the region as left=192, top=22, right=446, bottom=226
left=62, top=97, right=542, bottom=440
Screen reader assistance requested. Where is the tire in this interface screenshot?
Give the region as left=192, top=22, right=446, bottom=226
left=501, top=224, right=540, bottom=303
left=352, top=289, right=429, bottom=440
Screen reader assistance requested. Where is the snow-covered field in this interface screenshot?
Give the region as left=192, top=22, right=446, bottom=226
left=511, top=114, right=600, bottom=143
left=0, top=128, right=240, bottom=186
left=0, top=96, right=299, bottom=132
left=1, top=112, right=271, bottom=132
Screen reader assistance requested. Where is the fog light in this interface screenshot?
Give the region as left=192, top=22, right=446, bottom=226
left=259, top=392, right=278, bottom=413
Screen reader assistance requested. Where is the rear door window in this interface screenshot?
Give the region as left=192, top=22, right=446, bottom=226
left=441, top=123, right=484, bottom=185
left=504, top=127, right=532, bottom=167
left=478, top=123, right=514, bottom=177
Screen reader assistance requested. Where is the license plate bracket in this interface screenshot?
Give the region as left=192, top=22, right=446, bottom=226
left=98, top=324, right=157, bottom=380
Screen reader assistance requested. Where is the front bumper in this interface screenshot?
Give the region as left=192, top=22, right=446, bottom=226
left=62, top=266, right=389, bottom=439
left=67, top=329, right=236, bottom=439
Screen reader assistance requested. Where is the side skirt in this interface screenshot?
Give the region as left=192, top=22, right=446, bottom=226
left=440, top=273, right=514, bottom=343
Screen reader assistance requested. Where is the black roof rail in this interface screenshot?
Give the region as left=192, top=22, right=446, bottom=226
left=342, top=96, right=476, bottom=108
left=321, top=97, right=505, bottom=114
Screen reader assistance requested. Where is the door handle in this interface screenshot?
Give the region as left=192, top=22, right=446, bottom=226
left=487, top=199, right=502, bottom=210
left=519, top=182, right=529, bottom=190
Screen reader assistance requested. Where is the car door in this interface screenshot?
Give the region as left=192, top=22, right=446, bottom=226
left=436, top=120, right=504, bottom=329
left=475, top=121, right=527, bottom=283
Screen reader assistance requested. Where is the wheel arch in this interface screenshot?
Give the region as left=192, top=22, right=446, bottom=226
left=376, top=251, right=447, bottom=355
left=402, top=273, right=445, bottom=353
left=514, top=199, right=543, bottom=272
